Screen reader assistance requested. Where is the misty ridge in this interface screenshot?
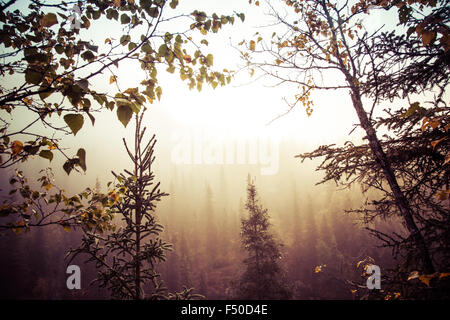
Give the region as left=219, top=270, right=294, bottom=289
left=0, top=132, right=400, bottom=299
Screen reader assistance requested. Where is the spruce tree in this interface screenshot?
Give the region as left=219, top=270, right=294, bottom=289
left=68, top=111, right=198, bottom=300
left=237, top=177, right=291, bottom=299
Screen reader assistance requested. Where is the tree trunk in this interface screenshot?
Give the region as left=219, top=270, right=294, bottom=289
left=349, top=86, right=435, bottom=274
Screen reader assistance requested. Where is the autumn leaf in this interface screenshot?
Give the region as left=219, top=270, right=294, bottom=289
left=444, top=154, right=450, bottom=165
left=11, top=140, right=23, bottom=155
left=23, top=97, right=33, bottom=106
left=421, top=31, right=436, bottom=46
left=249, top=40, right=256, bottom=51
left=110, top=75, right=117, bottom=84
left=407, top=271, right=420, bottom=281
left=62, top=224, right=71, bottom=232
left=435, top=189, right=450, bottom=201
left=183, top=55, right=192, bottom=63
left=12, top=221, right=25, bottom=234
left=418, top=273, right=438, bottom=287
left=40, top=13, right=58, bottom=27
left=431, top=136, right=447, bottom=149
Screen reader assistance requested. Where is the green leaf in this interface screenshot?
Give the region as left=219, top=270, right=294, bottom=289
left=24, top=145, right=40, bottom=155
left=25, top=70, right=42, bottom=85
left=206, top=54, right=213, bottom=66
left=402, top=102, right=422, bottom=118
left=77, top=148, right=87, bottom=171
left=54, top=44, right=64, bottom=54
left=86, top=112, right=95, bottom=126
left=158, top=44, right=168, bottom=57
left=121, top=14, right=131, bottom=24
left=155, top=86, right=162, bottom=101
left=117, top=104, right=133, bottom=127
left=39, top=86, right=53, bottom=101
left=128, top=42, right=138, bottom=51
left=120, top=35, right=131, bottom=46
left=41, top=13, right=58, bottom=27
left=170, top=0, right=179, bottom=9
left=63, top=114, right=84, bottom=135
left=148, top=7, right=159, bottom=18
left=24, top=53, right=49, bottom=63
left=81, top=50, right=95, bottom=62
left=63, top=160, right=73, bottom=175
left=142, top=42, right=152, bottom=53
left=39, top=150, right=53, bottom=162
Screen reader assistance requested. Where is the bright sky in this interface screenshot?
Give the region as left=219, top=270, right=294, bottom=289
left=5, top=0, right=439, bottom=193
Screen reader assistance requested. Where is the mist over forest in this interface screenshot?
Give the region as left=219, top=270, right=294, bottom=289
left=0, top=0, right=448, bottom=301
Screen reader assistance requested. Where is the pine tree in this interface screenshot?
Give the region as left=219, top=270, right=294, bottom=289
left=237, top=177, right=292, bottom=299
left=68, top=111, right=198, bottom=300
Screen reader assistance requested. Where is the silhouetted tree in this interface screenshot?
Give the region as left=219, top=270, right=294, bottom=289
left=236, top=177, right=292, bottom=299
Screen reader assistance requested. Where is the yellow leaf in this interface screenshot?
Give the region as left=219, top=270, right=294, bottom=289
left=109, top=75, right=116, bottom=84
left=439, top=272, right=450, bottom=279
left=23, top=97, right=33, bottom=106
left=44, top=183, right=52, bottom=191
left=105, top=38, right=111, bottom=44
left=249, top=40, right=256, bottom=51
left=418, top=273, right=438, bottom=287
left=62, top=224, right=71, bottom=232
left=12, top=227, right=23, bottom=234
left=314, top=265, right=323, bottom=273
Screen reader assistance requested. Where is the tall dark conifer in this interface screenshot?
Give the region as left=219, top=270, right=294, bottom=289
left=237, top=177, right=291, bottom=299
